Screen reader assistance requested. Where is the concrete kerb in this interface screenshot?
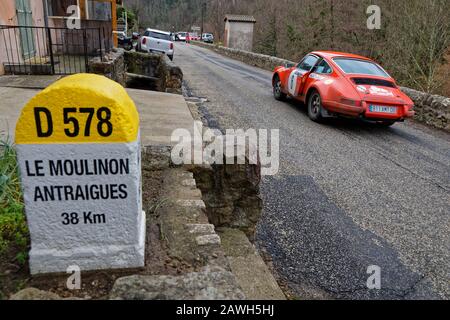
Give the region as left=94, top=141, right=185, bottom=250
left=182, top=91, right=286, bottom=299
left=138, top=141, right=286, bottom=299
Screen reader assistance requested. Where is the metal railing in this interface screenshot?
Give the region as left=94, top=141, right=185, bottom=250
left=0, top=25, right=112, bottom=75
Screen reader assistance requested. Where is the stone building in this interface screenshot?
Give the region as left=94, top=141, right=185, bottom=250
left=224, top=15, right=256, bottom=52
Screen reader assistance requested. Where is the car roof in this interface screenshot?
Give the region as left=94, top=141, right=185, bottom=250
left=145, top=28, right=171, bottom=35
left=311, top=51, right=373, bottom=61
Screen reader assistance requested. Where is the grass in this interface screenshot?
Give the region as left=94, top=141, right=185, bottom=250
left=0, top=139, right=29, bottom=261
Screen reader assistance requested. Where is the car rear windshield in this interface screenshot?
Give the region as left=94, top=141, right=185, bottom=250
left=144, top=31, right=170, bottom=41
left=333, top=58, right=389, bottom=77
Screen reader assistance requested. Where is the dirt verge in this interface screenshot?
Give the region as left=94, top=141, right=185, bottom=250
left=0, top=166, right=190, bottom=300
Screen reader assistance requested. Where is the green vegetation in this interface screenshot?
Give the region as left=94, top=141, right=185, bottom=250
left=117, top=5, right=139, bottom=33
left=0, top=140, right=28, bottom=263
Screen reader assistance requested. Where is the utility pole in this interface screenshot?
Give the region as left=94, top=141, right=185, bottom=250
left=201, top=2, right=206, bottom=37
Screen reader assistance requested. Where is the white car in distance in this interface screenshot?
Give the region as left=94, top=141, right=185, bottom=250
left=202, top=33, right=214, bottom=43
left=139, top=28, right=174, bottom=61
left=177, top=32, right=187, bottom=41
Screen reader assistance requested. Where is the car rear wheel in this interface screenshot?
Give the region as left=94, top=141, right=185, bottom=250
left=273, top=75, right=286, bottom=101
left=168, top=55, right=174, bottom=61
left=308, top=91, right=324, bottom=122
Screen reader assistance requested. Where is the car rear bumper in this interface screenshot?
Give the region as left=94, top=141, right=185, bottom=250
left=324, top=100, right=415, bottom=121
left=143, top=47, right=174, bottom=56
left=324, top=100, right=364, bottom=117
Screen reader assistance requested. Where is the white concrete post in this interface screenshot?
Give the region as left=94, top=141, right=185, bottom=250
left=15, top=74, right=145, bottom=274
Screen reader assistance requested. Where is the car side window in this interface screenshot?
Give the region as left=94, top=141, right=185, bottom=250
left=298, top=55, right=319, bottom=72
left=315, top=59, right=332, bottom=74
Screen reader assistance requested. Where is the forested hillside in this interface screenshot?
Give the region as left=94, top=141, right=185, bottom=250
left=123, top=0, right=449, bottom=95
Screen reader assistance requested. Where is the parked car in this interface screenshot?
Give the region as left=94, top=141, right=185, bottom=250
left=117, top=31, right=133, bottom=51
left=131, top=32, right=141, bottom=50
left=132, top=32, right=140, bottom=40
left=202, top=33, right=214, bottom=43
left=177, top=32, right=187, bottom=41
left=139, top=28, right=174, bottom=61
left=189, top=32, right=200, bottom=41
left=272, top=51, right=415, bottom=126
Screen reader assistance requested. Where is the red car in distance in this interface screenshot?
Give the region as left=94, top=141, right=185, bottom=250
left=189, top=32, right=200, bottom=41
left=272, top=51, right=415, bottom=126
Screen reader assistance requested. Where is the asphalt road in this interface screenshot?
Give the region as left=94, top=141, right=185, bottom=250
left=174, top=42, right=450, bottom=299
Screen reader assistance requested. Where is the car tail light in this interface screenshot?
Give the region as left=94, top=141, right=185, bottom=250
left=142, top=38, right=146, bottom=45
left=170, top=43, right=174, bottom=50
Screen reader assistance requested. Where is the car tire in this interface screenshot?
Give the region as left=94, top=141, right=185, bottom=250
left=273, top=75, right=286, bottom=101
left=168, top=55, right=174, bottom=61
left=308, top=91, right=324, bottom=122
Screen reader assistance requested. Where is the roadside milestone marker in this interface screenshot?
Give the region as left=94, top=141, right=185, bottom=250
left=15, top=74, right=145, bottom=274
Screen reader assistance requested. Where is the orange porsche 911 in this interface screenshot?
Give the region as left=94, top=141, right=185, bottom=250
left=272, top=51, right=415, bottom=126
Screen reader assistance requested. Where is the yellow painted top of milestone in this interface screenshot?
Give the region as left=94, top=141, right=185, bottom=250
left=15, top=74, right=139, bottom=144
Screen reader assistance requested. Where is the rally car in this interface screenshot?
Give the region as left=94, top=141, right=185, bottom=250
left=272, top=51, right=415, bottom=126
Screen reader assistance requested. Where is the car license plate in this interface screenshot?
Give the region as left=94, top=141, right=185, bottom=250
left=369, top=105, right=397, bottom=114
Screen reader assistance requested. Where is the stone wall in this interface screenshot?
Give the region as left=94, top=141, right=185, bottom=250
left=193, top=41, right=450, bottom=131
left=88, top=48, right=126, bottom=87
left=124, top=51, right=183, bottom=94
left=124, top=51, right=165, bottom=91
left=125, top=51, right=163, bottom=79
left=163, top=57, right=184, bottom=94
left=189, top=141, right=263, bottom=241
left=192, top=41, right=295, bottom=72
left=89, top=50, right=183, bottom=94
left=400, top=87, right=450, bottom=131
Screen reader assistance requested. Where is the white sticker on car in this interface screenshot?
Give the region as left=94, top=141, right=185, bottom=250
left=357, top=85, right=367, bottom=93
left=369, top=86, right=394, bottom=97
left=288, top=70, right=298, bottom=96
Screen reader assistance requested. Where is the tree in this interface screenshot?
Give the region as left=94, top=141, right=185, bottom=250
left=117, top=6, right=138, bottom=32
